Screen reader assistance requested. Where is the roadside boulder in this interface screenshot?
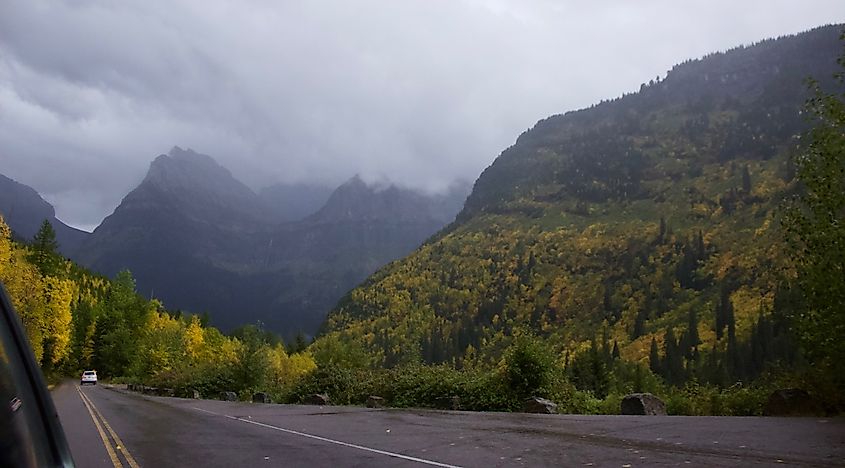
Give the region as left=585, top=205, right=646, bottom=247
left=763, top=389, right=822, bottom=416
left=522, top=397, right=557, bottom=414
left=306, top=393, right=331, bottom=405
left=220, top=391, right=238, bottom=401
left=366, top=396, right=385, bottom=408
left=180, top=388, right=201, bottom=399
left=253, top=392, right=272, bottom=404
left=621, top=393, right=666, bottom=415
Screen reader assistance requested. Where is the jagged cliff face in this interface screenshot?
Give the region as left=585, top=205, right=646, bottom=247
left=0, top=174, right=89, bottom=255
left=72, top=147, right=469, bottom=336
left=321, top=26, right=843, bottom=366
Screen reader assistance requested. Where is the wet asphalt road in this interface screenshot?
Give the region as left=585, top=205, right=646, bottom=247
left=51, top=382, right=844, bottom=467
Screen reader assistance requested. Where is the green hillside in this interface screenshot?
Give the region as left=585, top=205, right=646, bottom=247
left=320, top=25, right=842, bottom=388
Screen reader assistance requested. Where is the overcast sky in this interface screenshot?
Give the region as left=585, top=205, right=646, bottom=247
left=1, top=1, right=842, bottom=231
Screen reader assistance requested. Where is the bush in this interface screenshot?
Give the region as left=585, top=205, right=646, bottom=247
left=503, top=335, right=555, bottom=399
left=284, top=364, right=367, bottom=405
left=662, top=382, right=771, bottom=416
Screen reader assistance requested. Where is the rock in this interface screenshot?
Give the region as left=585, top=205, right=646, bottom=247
left=179, top=388, right=201, bottom=399
left=143, top=386, right=157, bottom=395
left=366, top=396, right=385, bottom=408
left=434, top=396, right=462, bottom=410
left=127, top=384, right=136, bottom=391
left=621, top=393, right=667, bottom=415
left=763, top=389, right=822, bottom=416
left=253, top=392, right=272, bottom=404
left=306, top=393, right=331, bottom=405
left=220, top=391, right=238, bottom=401
left=522, top=397, right=557, bottom=414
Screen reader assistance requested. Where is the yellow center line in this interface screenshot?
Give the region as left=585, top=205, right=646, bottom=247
left=77, top=386, right=141, bottom=468
left=76, top=385, right=123, bottom=468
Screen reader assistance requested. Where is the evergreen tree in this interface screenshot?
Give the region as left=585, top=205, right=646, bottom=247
left=782, top=51, right=845, bottom=389
left=741, top=164, right=752, bottom=193
left=686, top=308, right=700, bottom=354
left=29, top=219, right=60, bottom=276
left=291, top=332, right=309, bottom=354
left=664, top=327, right=685, bottom=385
left=715, top=282, right=733, bottom=340
left=632, top=309, right=646, bottom=339
left=649, top=337, right=661, bottom=375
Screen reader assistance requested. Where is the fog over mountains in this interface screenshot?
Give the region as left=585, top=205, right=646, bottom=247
left=1, top=147, right=469, bottom=337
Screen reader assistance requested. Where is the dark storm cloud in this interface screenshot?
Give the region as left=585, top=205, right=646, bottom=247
left=1, top=0, right=842, bottom=230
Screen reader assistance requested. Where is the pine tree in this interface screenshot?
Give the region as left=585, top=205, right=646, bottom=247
left=29, top=219, right=60, bottom=276
left=715, top=282, right=733, bottom=340
left=664, top=327, right=685, bottom=385
left=741, top=164, right=752, bottom=193
left=781, top=56, right=845, bottom=386
left=649, top=337, right=661, bottom=375
left=632, top=309, right=646, bottom=339
left=687, top=309, right=700, bottom=352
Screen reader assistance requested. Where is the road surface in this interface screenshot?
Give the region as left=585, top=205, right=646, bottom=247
left=51, top=382, right=844, bottom=467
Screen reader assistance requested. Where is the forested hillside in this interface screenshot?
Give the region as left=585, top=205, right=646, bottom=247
left=319, top=26, right=843, bottom=403
left=0, top=216, right=316, bottom=398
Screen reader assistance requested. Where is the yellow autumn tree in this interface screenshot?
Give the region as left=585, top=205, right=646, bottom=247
left=42, top=276, right=76, bottom=365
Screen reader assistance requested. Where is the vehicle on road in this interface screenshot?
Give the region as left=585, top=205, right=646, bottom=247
left=80, top=371, right=97, bottom=386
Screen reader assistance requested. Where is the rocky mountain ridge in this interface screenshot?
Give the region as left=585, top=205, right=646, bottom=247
left=67, top=147, right=469, bottom=336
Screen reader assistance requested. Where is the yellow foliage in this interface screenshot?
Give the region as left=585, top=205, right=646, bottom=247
left=42, top=276, right=76, bottom=365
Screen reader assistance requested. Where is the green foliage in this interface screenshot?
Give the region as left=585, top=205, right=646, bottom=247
left=664, top=382, right=772, bottom=416
left=285, top=364, right=364, bottom=405
left=782, top=52, right=845, bottom=390
left=310, top=333, right=371, bottom=369
left=0, top=218, right=316, bottom=397
left=28, top=220, right=61, bottom=277
left=502, top=334, right=555, bottom=399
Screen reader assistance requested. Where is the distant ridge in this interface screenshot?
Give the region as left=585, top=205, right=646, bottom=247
left=0, top=173, right=89, bottom=255
left=71, top=148, right=469, bottom=337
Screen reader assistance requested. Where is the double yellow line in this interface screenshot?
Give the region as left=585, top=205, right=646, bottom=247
left=76, top=386, right=141, bottom=468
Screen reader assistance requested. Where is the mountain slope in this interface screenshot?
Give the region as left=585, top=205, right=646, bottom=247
left=74, top=150, right=469, bottom=337
left=258, top=182, right=333, bottom=223
left=0, top=173, right=89, bottom=255
left=322, top=25, right=843, bottom=367
left=240, top=176, right=469, bottom=335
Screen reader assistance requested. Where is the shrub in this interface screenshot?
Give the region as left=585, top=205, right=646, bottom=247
left=502, top=335, right=555, bottom=399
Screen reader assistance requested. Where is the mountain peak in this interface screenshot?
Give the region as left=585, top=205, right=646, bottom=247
left=144, top=147, right=241, bottom=193
left=96, top=147, right=269, bottom=233
left=308, top=176, right=468, bottom=225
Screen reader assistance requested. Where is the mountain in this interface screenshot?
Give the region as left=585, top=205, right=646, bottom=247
left=74, top=147, right=469, bottom=337
left=0, top=174, right=89, bottom=255
left=321, top=25, right=844, bottom=367
left=76, top=146, right=269, bottom=274
left=258, top=182, right=333, bottom=223
left=249, top=176, right=470, bottom=334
